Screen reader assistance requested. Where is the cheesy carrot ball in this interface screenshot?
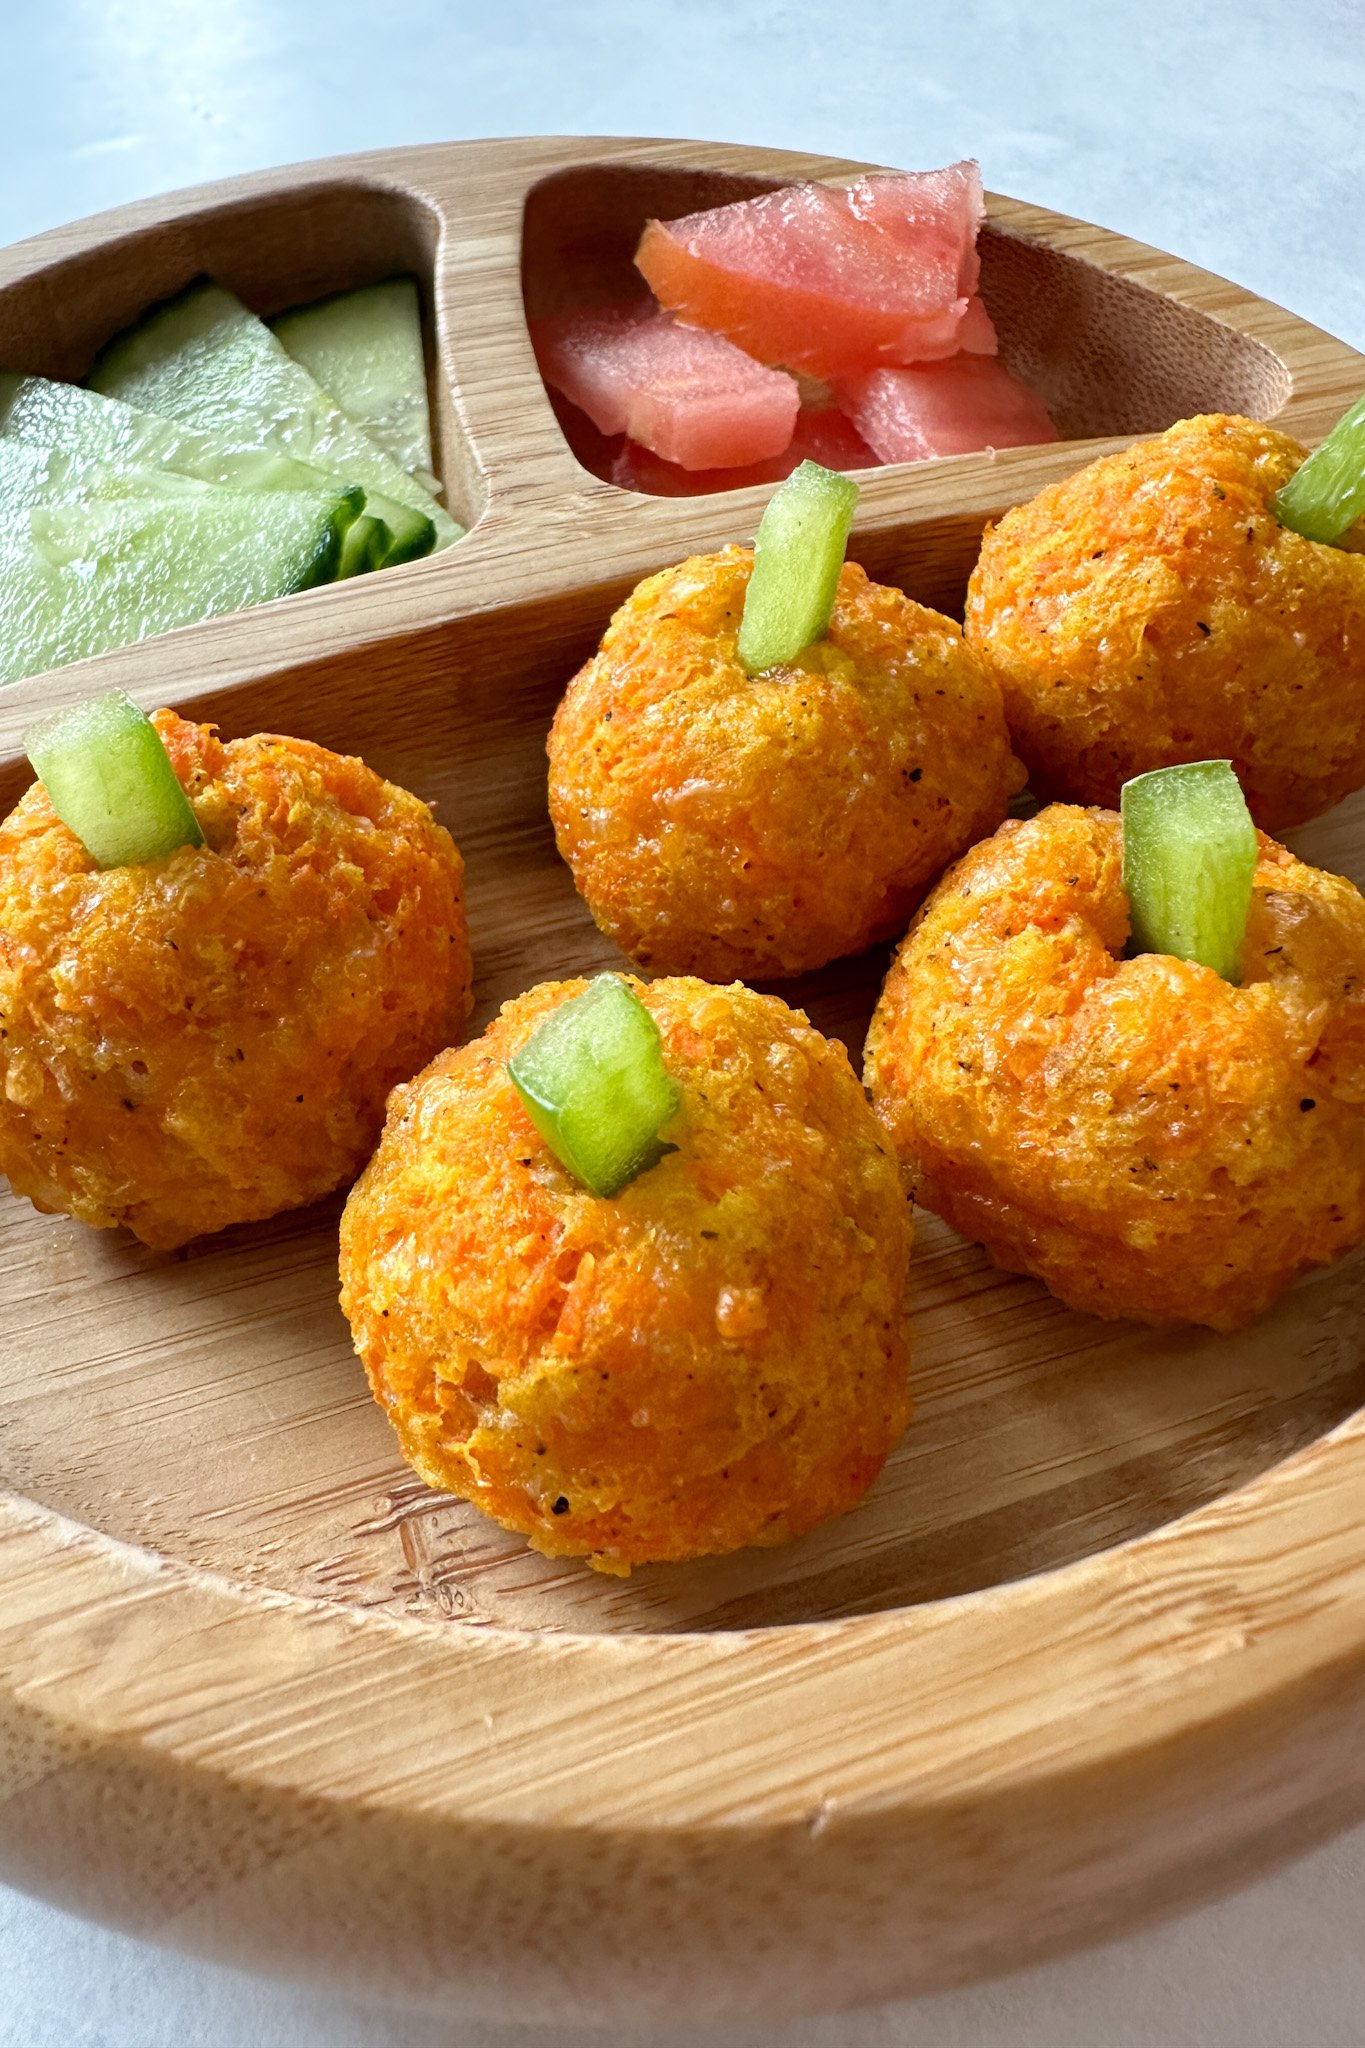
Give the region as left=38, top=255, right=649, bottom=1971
left=0, top=712, right=472, bottom=1250
left=864, top=806, right=1365, bottom=1330
left=966, top=414, right=1365, bottom=830
left=340, top=976, right=911, bottom=1573
left=548, top=546, right=1023, bottom=981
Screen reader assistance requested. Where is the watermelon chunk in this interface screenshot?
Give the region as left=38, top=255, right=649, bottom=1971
left=840, top=358, right=1059, bottom=463
left=957, top=296, right=999, bottom=355
left=532, top=303, right=799, bottom=470
left=611, top=403, right=879, bottom=496
left=843, top=163, right=984, bottom=295
left=635, top=170, right=983, bottom=380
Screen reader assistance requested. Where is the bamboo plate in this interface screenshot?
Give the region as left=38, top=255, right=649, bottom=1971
left=1, top=136, right=1364, bottom=2028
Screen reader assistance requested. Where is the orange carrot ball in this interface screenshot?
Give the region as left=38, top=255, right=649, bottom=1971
left=340, top=976, right=912, bottom=1573
left=548, top=546, right=1023, bottom=981
left=965, top=413, right=1365, bottom=830
left=0, top=711, right=472, bottom=1249
left=864, top=805, right=1365, bottom=1330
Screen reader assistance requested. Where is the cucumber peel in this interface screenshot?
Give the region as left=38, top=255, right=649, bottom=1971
left=337, top=512, right=393, bottom=578
left=1121, top=761, right=1258, bottom=983
left=1274, top=392, right=1365, bottom=544
left=507, top=974, right=681, bottom=1198
left=26, top=689, right=205, bottom=869
left=737, top=460, right=860, bottom=674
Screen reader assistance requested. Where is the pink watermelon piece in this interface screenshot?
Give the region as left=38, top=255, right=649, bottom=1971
left=611, top=403, right=880, bottom=496
left=957, top=295, right=999, bottom=355
left=636, top=175, right=980, bottom=381
left=532, top=303, right=798, bottom=470
left=842, top=162, right=985, bottom=296
left=840, top=358, right=1059, bottom=463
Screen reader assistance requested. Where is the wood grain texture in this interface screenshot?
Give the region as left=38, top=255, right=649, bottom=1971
left=0, top=136, right=1364, bottom=2024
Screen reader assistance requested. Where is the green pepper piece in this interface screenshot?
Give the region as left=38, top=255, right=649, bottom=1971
left=508, top=974, right=681, bottom=1197
left=737, top=459, right=860, bottom=674
left=1121, top=760, right=1258, bottom=983
left=1274, top=391, right=1365, bottom=544
left=25, top=689, right=205, bottom=870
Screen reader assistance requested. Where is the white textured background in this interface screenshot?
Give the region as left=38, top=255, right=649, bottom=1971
left=2, top=3, right=1365, bottom=2042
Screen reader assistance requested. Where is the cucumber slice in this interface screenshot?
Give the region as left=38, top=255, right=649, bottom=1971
left=88, top=280, right=459, bottom=559
left=0, top=369, right=393, bottom=580
left=0, top=439, right=361, bottom=685
left=737, top=460, right=860, bottom=674
left=1, top=435, right=207, bottom=511
left=272, top=279, right=438, bottom=491
left=1121, top=760, right=1259, bottom=984
left=25, top=689, right=204, bottom=869
left=0, top=369, right=343, bottom=500
left=508, top=974, right=681, bottom=1198
left=1274, top=392, right=1365, bottom=545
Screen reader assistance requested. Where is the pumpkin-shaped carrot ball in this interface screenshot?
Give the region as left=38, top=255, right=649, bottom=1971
left=966, top=411, right=1365, bottom=830
left=341, top=974, right=912, bottom=1573
left=549, top=464, right=1022, bottom=981
left=865, top=767, right=1365, bottom=1330
left=0, top=694, right=471, bottom=1248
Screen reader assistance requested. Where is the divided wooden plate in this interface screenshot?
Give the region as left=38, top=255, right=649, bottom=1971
left=1, top=137, right=1364, bottom=2027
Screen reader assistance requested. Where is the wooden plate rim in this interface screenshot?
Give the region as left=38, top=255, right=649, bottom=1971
left=5, top=1380, right=1365, bottom=1835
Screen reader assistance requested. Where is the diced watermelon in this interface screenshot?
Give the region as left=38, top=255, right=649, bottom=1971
left=611, top=403, right=880, bottom=496
left=532, top=303, right=798, bottom=470
left=632, top=164, right=987, bottom=382
left=840, top=358, right=1059, bottom=463
left=842, top=162, right=984, bottom=296
left=772, top=403, right=881, bottom=471
left=636, top=181, right=976, bottom=381
left=957, top=296, right=999, bottom=355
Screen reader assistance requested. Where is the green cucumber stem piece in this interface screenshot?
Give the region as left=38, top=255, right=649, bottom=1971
left=1121, top=760, right=1258, bottom=984
left=1274, top=391, right=1365, bottom=544
left=25, top=690, right=205, bottom=870
left=737, top=460, right=860, bottom=674
left=507, top=974, right=681, bottom=1198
